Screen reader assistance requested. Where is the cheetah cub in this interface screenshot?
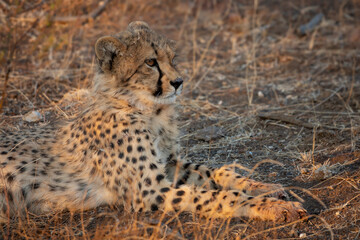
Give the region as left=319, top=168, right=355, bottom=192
left=0, top=21, right=306, bottom=223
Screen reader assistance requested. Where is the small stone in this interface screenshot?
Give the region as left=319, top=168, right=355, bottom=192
left=257, top=91, right=264, bottom=98
left=23, top=111, right=42, bottom=122
left=299, top=233, right=307, bottom=238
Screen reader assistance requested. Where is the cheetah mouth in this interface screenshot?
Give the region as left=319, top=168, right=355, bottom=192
left=164, top=94, right=176, bottom=100
left=163, top=86, right=182, bottom=100
left=168, top=89, right=182, bottom=98
left=174, top=85, right=183, bottom=95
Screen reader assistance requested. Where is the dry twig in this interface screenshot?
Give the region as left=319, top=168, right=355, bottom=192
left=258, top=112, right=343, bottom=130
left=53, top=0, right=112, bottom=23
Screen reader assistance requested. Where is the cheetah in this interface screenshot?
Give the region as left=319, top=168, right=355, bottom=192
left=0, top=21, right=306, bottom=223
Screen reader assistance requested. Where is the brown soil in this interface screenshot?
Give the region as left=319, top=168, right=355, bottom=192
left=0, top=0, right=359, bottom=239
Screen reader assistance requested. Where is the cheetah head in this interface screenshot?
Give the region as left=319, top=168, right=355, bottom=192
left=94, top=21, right=182, bottom=106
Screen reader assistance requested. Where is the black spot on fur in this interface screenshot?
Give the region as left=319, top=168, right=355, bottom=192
left=176, top=190, right=185, bottom=196
left=122, top=129, right=129, bottom=134
left=149, top=163, right=157, bottom=170
left=156, top=174, right=165, bottom=183
left=151, top=204, right=158, bottom=211
left=160, top=187, right=170, bottom=193
left=172, top=198, right=182, bottom=204
left=183, top=162, right=191, bottom=169
left=156, top=195, right=164, bottom=204
left=127, top=145, right=133, bottom=153
left=137, top=146, right=144, bottom=152
left=151, top=149, right=156, bottom=156
left=144, top=178, right=151, bottom=186
left=176, top=179, right=185, bottom=188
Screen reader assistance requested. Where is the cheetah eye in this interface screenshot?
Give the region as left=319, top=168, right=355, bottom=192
left=145, top=58, right=157, bottom=67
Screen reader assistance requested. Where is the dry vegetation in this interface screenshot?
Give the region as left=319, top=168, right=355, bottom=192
left=0, top=0, right=360, bottom=239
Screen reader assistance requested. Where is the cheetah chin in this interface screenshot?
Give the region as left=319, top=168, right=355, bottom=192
left=0, top=21, right=307, bottom=223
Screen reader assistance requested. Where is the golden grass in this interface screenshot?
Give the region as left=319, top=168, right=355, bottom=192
left=1, top=0, right=360, bottom=239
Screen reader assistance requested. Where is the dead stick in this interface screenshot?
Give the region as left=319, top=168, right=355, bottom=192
left=53, top=0, right=112, bottom=23
left=258, top=113, right=340, bottom=130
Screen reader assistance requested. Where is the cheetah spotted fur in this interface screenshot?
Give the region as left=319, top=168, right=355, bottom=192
left=0, top=21, right=306, bottom=223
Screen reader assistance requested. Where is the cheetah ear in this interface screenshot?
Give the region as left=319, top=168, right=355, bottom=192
left=95, top=36, right=126, bottom=73
left=168, top=39, right=177, bottom=50
left=127, top=21, right=150, bottom=33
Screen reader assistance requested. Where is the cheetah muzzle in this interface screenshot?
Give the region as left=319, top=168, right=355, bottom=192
left=0, top=21, right=307, bottom=223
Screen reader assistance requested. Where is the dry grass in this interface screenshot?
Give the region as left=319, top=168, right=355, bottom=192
left=1, top=0, right=360, bottom=239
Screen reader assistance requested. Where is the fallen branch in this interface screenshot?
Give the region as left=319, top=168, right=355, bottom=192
left=53, top=0, right=112, bottom=23
left=258, top=112, right=340, bottom=130
left=297, top=13, right=324, bottom=35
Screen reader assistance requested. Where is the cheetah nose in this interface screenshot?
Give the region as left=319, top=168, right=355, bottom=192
left=170, top=77, right=183, bottom=90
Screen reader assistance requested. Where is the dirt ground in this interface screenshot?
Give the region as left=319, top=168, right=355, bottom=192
left=0, top=0, right=359, bottom=239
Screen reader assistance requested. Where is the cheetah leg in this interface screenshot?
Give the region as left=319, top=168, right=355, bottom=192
left=212, top=166, right=288, bottom=199
left=166, top=160, right=288, bottom=199
left=139, top=181, right=306, bottom=222
left=165, top=159, right=219, bottom=189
